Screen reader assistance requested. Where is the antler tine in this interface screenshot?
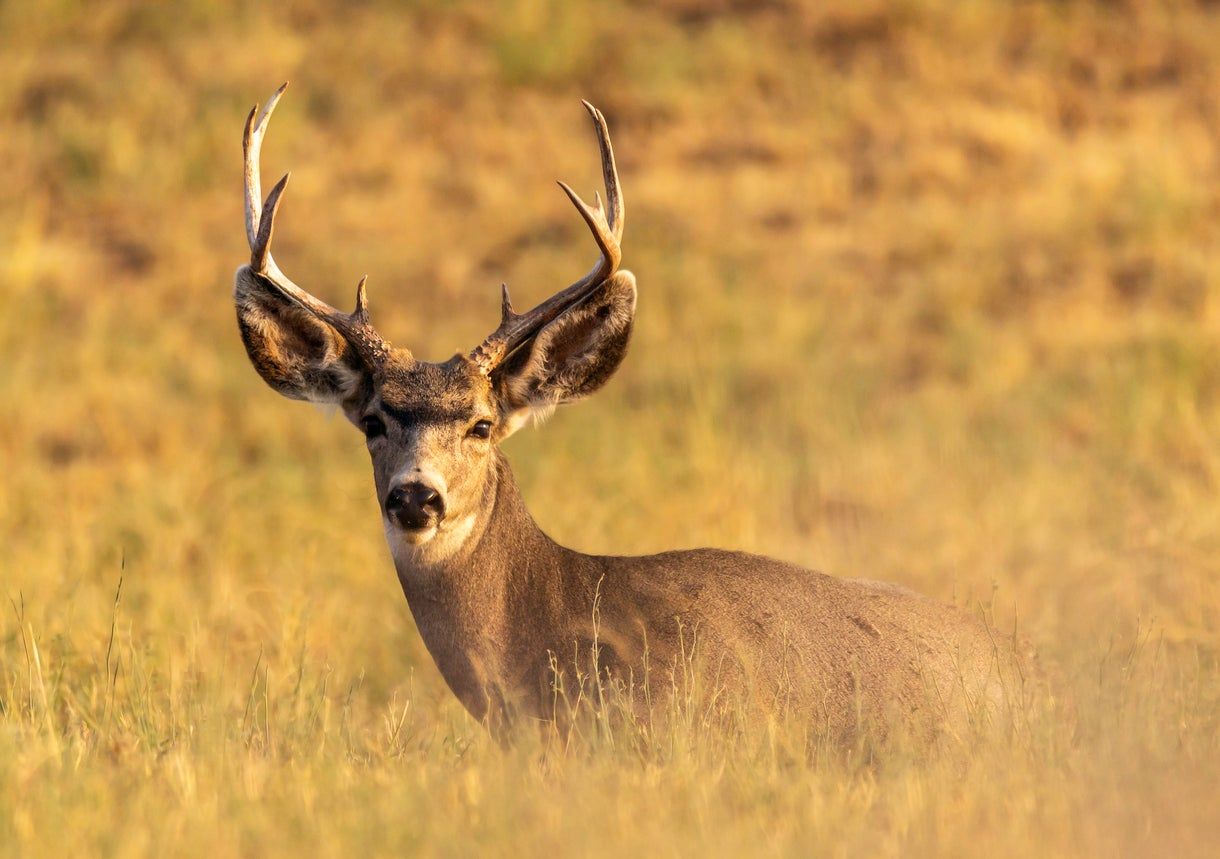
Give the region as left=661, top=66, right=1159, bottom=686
left=242, top=82, right=395, bottom=370
left=243, top=82, right=288, bottom=249
left=582, top=100, right=622, bottom=236
left=556, top=180, right=619, bottom=271
left=470, top=101, right=625, bottom=374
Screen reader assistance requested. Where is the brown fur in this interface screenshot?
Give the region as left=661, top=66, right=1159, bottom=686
left=396, top=453, right=1038, bottom=739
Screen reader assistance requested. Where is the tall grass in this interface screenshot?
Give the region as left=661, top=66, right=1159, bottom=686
left=2, top=0, right=1219, bottom=855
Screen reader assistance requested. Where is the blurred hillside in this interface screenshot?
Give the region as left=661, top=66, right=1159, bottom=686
left=2, top=1, right=1219, bottom=857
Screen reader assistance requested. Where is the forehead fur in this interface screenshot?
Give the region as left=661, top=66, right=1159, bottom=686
left=374, top=353, right=492, bottom=423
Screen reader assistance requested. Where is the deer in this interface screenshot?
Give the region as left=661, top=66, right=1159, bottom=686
left=233, top=84, right=1040, bottom=742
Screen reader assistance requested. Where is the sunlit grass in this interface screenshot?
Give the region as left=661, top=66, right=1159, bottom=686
left=2, top=0, right=1220, bottom=856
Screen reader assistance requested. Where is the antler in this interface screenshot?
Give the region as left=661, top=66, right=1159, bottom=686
left=243, top=82, right=394, bottom=370
left=469, top=101, right=624, bottom=374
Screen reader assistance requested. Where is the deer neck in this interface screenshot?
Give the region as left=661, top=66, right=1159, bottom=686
left=386, top=453, right=581, bottom=718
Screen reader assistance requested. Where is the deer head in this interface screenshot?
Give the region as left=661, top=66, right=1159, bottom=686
left=234, top=84, right=635, bottom=563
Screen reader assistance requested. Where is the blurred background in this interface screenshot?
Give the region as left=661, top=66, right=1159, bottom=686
left=2, top=1, right=1219, bottom=856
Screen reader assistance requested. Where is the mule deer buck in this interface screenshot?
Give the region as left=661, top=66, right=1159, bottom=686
left=234, top=84, right=1039, bottom=740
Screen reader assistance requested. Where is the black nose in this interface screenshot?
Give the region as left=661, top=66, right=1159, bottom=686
left=385, top=482, right=445, bottom=529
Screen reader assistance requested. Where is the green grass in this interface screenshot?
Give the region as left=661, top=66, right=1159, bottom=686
left=2, top=0, right=1219, bottom=855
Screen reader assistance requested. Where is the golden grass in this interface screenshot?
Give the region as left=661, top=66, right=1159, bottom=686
left=2, top=0, right=1219, bottom=855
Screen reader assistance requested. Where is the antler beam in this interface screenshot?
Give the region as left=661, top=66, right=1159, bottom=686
left=469, top=101, right=624, bottom=374
left=243, top=82, right=394, bottom=369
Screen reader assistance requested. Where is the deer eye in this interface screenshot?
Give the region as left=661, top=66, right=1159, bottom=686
left=467, top=420, right=493, bottom=440
left=361, top=415, right=386, bottom=439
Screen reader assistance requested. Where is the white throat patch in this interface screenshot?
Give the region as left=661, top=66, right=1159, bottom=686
left=385, top=511, right=479, bottom=578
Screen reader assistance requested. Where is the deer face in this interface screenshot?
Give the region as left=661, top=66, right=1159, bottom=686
left=361, top=358, right=499, bottom=548
left=232, top=85, right=634, bottom=563
left=235, top=265, right=635, bottom=561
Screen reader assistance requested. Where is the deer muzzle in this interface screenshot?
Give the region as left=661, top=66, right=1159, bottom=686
left=385, top=481, right=446, bottom=532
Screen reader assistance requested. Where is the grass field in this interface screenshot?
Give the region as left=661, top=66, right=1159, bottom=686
left=2, top=0, right=1220, bottom=855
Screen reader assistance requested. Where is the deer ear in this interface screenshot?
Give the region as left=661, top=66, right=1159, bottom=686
left=494, top=271, right=636, bottom=435
left=234, top=266, right=368, bottom=406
